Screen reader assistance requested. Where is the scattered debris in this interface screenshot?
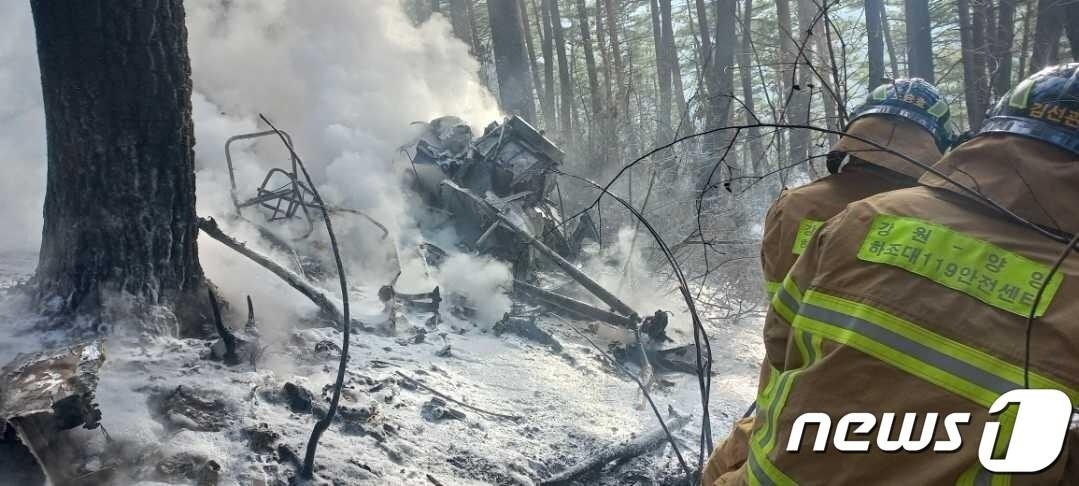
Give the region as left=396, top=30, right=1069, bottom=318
left=394, top=371, right=521, bottom=421
left=540, top=409, right=692, bottom=485
left=0, top=340, right=106, bottom=485
left=420, top=397, right=466, bottom=422
left=154, top=385, right=235, bottom=432
left=282, top=382, right=316, bottom=414
left=493, top=314, right=563, bottom=352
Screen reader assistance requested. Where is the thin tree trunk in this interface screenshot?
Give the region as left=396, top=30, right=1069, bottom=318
left=536, top=0, right=558, bottom=131
left=866, top=0, right=886, bottom=88
left=520, top=0, right=547, bottom=129
left=576, top=0, right=602, bottom=151
left=605, top=0, right=626, bottom=117
left=1062, top=0, right=1079, bottom=60
left=651, top=0, right=674, bottom=141
left=548, top=0, right=574, bottom=143
left=881, top=6, right=902, bottom=77
left=787, top=0, right=813, bottom=171
left=1018, top=0, right=1034, bottom=77
left=905, top=0, right=935, bottom=81
left=694, top=0, right=718, bottom=127
left=30, top=0, right=205, bottom=319
left=663, top=0, right=689, bottom=137
left=959, top=0, right=990, bottom=129
left=992, top=0, right=1017, bottom=95
left=740, top=0, right=766, bottom=172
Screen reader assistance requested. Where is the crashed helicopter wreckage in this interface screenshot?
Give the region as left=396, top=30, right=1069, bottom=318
left=204, top=115, right=684, bottom=366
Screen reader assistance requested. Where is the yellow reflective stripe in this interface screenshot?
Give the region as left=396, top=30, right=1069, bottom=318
left=748, top=440, right=797, bottom=486
left=799, top=290, right=1079, bottom=403
left=765, top=280, right=781, bottom=298
left=1009, top=78, right=1034, bottom=109
left=792, top=219, right=824, bottom=255
left=927, top=98, right=950, bottom=118
left=857, top=214, right=1064, bottom=317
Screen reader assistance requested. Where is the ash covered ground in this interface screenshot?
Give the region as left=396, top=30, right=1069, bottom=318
left=0, top=244, right=762, bottom=485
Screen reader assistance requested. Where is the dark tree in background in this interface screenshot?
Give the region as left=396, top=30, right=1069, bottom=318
left=488, top=0, right=537, bottom=122
left=29, top=0, right=206, bottom=323
left=866, top=0, right=886, bottom=88
left=905, top=0, right=935, bottom=81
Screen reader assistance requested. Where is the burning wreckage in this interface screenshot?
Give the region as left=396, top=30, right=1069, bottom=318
left=213, top=114, right=680, bottom=352
left=0, top=117, right=694, bottom=483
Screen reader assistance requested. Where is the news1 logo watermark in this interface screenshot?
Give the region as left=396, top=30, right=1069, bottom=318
left=786, top=389, right=1074, bottom=473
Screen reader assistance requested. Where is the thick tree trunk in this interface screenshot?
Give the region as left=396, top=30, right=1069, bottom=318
left=1062, top=1, right=1079, bottom=61
left=694, top=0, right=720, bottom=128
left=905, top=0, right=935, bottom=81
left=547, top=0, right=574, bottom=143
left=650, top=0, right=674, bottom=141
left=605, top=0, right=626, bottom=117
left=959, top=0, right=990, bottom=129
left=1031, top=0, right=1064, bottom=71
left=488, top=0, right=537, bottom=122
left=866, top=0, right=886, bottom=88
left=786, top=0, right=814, bottom=171
left=536, top=0, right=558, bottom=131
left=992, top=0, right=1017, bottom=95
left=30, top=0, right=205, bottom=319
left=519, top=0, right=548, bottom=131
left=449, top=0, right=477, bottom=55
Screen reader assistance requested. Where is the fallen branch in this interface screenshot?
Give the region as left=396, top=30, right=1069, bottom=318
left=197, top=217, right=344, bottom=324
left=540, top=411, right=691, bottom=485
left=393, top=371, right=521, bottom=421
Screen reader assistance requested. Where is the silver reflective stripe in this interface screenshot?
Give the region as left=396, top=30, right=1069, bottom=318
left=775, top=285, right=800, bottom=317
left=797, top=303, right=1019, bottom=396
left=748, top=452, right=779, bottom=486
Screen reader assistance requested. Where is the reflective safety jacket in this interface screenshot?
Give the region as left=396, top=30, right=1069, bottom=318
left=737, top=134, right=1079, bottom=485
left=760, top=115, right=941, bottom=299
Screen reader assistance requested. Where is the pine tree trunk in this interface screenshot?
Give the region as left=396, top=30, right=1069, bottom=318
left=694, top=0, right=718, bottom=127
left=787, top=0, right=813, bottom=171
left=662, top=0, right=689, bottom=137
left=1031, top=0, right=1064, bottom=71
left=30, top=0, right=205, bottom=320
left=576, top=0, right=602, bottom=150
left=449, top=0, right=477, bottom=55
left=1062, top=1, right=1079, bottom=61
left=650, top=0, right=674, bottom=141
left=488, top=0, right=537, bottom=122
left=905, top=0, right=935, bottom=81
left=740, top=0, right=766, bottom=172
left=547, top=0, right=574, bottom=143
left=959, top=0, right=990, bottom=129
left=866, top=0, right=886, bottom=88
left=536, top=0, right=557, bottom=131
left=992, top=0, right=1017, bottom=95
left=881, top=6, right=902, bottom=77
left=519, top=0, right=547, bottom=130
left=1018, top=0, right=1033, bottom=78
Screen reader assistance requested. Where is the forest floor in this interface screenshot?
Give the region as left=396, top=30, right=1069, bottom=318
left=0, top=250, right=763, bottom=486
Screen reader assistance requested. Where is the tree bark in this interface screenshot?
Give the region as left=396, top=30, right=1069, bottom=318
left=488, top=0, right=537, bottom=122
left=650, top=0, right=674, bottom=141
left=1062, top=0, right=1079, bottom=61
left=959, top=0, right=990, bottom=129
left=740, top=0, right=766, bottom=172
left=30, top=0, right=205, bottom=318
left=605, top=0, right=626, bottom=118
left=519, top=0, right=548, bottom=131
left=576, top=0, right=603, bottom=149
left=694, top=0, right=719, bottom=127
left=449, top=0, right=477, bottom=55
left=992, top=0, right=1017, bottom=96
left=881, top=6, right=902, bottom=77
left=536, top=0, right=558, bottom=131
left=1018, top=0, right=1034, bottom=78
left=1031, top=0, right=1064, bottom=71
left=905, top=0, right=935, bottom=81
left=866, top=0, right=886, bottom=88
left=547, top=0, right=574, bottom=143
left=662, top=0, right=689, bottom=136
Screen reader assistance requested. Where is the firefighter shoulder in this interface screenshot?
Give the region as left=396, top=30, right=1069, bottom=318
left=715, top=64, right=1079, bottom=485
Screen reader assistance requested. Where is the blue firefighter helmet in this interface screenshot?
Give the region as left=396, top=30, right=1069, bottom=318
left=979, top=63, right=1079, bottom=155
left=850, top=78, right=954, bottom=152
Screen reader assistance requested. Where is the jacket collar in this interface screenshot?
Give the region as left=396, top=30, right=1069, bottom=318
left=919, top=133, right=1079, bottom=236
left=831, top=115, right=943, bottom=180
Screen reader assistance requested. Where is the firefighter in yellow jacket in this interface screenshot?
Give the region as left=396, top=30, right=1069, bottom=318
left=708, top=64, right=1079, bottom=486
left=702, top=79, right=955, bottom=483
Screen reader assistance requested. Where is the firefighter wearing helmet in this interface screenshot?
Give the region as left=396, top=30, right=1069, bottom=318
left=705, top=65, right=1079, bottom=485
